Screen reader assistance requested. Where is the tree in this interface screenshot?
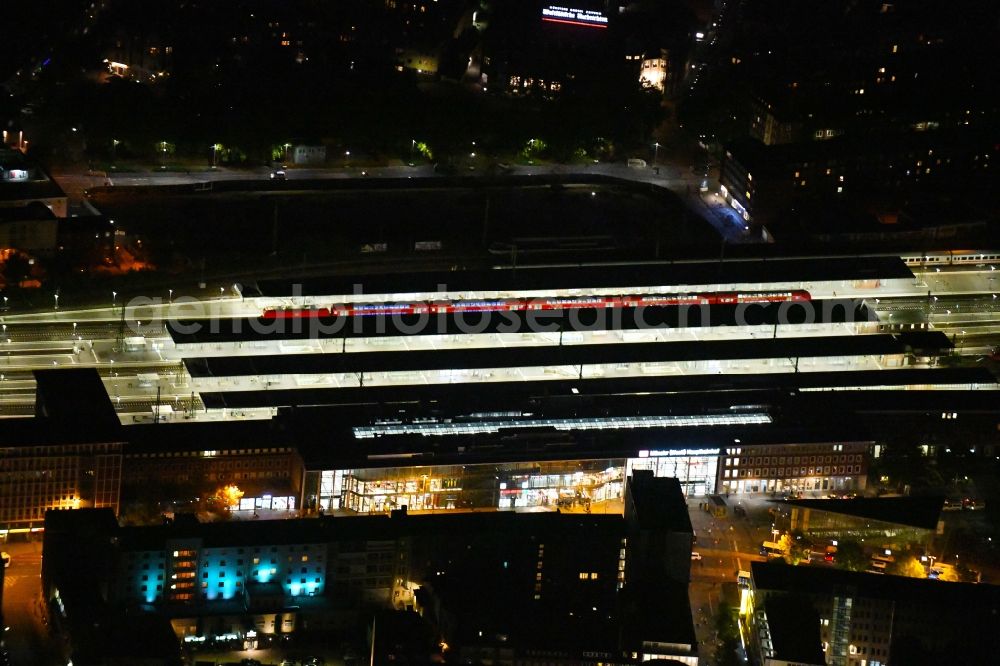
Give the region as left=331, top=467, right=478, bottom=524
left=1, top=252, right=31, bottom=289
left=834, top=540, right=867, bottom=571
left=786, top=537, right=812, bottom=565
left=715, top=600, right=743, bottom=666
left=892, top=556, right=928, bottom=578
left=215, top=484, right=244, bottom=509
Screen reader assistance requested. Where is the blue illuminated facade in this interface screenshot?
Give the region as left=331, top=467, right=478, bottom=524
left=121, top=550, right=168, bottom=605
left=118, top=540, right=326, bottom=607
left=110, top=515, right=411, bottom=640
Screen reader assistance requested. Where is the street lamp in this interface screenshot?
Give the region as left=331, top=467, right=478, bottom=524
left=653, top=142, right=661, bottom=166
left=54, top=293, right=59, bottom=310
left=212, top=143, right=222, bottom=168
left=112, top=291, right=117, bottom=307
left=168, top=288, right=173, bottom=303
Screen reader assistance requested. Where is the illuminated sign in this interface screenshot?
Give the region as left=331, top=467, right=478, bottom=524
left=541, top=5, right=609, bottom=28
left=638, top=448, right=721, bottom=458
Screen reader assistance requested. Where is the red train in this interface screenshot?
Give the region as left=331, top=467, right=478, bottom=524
left=261, top=290, right=811, bottom=319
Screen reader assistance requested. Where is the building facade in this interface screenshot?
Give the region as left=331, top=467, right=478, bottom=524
left=718, top=442, right=870, bottom=495
left=0, top=440, right=122, bottom=533
left=744, top=562, right=1000, bottom=666
left=123, top=444, right=304, bottom=513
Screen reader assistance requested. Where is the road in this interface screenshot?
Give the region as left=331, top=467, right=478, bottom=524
left=2, top=541, right=64, bottom=666
left=52, top=159, right=750, bottom=244
left=686, top=494, right=772, bottom=665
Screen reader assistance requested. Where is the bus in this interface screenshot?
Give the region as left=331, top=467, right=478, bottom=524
left=737, top=570, right=752, bottom=589
left=760, top=541, right=784, bottom=559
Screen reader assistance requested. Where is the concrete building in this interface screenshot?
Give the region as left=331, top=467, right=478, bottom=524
left=42, top=472, right=697, bottom=663
left=638, top=49, right=668, bottom=91
left=719, top=441, right=871, bottom=495
left=0, top=148, right=68, bottom=218
left=290, top=145, right=326, bottom=166
left=0, top=203, right=59, bottom=254
left=623, top=471, right=694, bottom=586
left=745, top=562, right=1000, bottom=666
left=123, top=420, right=305, bottom=516
left=0, top=370, right=123, bottom=534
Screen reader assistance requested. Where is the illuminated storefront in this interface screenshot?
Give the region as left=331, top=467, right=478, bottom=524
left=315, top=449, right=721, bottom=514
left=628, top=448, right=721, bottom=497
left=496, top=462, right=624, bottom=510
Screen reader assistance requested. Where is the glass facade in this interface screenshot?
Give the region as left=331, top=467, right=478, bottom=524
left=314, top=449, right=721, bottom=514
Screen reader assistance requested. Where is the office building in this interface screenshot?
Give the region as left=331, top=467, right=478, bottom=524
left=719, top=441, right=871, bottom=495
left=0, top=370, right=123, bottom=534
left=744, top=562, right=1000, bottom=666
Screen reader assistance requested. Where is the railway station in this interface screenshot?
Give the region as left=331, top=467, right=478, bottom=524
left=181, top=331, right=951, bottom=394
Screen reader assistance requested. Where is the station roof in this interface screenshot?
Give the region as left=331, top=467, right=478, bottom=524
left=253, top=255, right=913, bottom=297
left=774, top=496, right=945, bottom=530
left=198, top=366, right=995, bottom=410
left=219, top=387, right=994, bottom=470
left=168, top=300, right=872, bottom=344
left=109, top=384, right=999, bottom=472
left=184, top=332, right=949, bottom=377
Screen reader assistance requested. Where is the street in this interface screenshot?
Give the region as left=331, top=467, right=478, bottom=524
left=686, top=494, right=775, bottom=664
left=51, top=160, right=749, bottom=244
left=1, top=540, right=63, bottom=666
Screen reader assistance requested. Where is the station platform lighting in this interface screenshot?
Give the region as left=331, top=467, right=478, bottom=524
left=352, top=412, right=772, bottom=438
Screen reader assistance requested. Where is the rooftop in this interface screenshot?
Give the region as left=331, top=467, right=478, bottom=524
left=750, top=561, right=1000, bottom=609
left=34, top=368, right=122, bottom=439
left=118, top=509, right=624, bottom=552
left=627, top=472, right=693, bottom=534
left=764, top=593, right=825, bottom=665
left=199, top=366, right=997, bottom=410
left=184, top=332, right=949, bottom=377
left=774, top=496, right=945, bottom=530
